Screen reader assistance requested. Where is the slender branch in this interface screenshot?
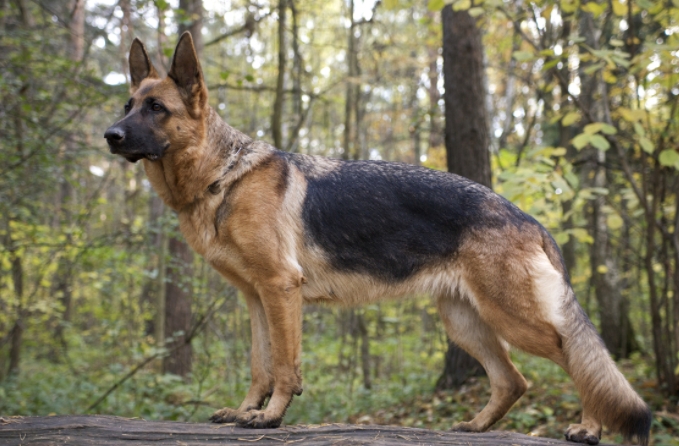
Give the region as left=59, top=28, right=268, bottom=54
left=86, top=297, right=223, bottom=413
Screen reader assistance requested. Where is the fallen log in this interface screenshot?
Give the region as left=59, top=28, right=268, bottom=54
left=0, top=415, right=609, bottom=445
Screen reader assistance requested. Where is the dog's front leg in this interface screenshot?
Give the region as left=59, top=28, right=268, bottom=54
left=236, top=277, right=303, bottom=428
left=211, top=291, right=274, bottom=424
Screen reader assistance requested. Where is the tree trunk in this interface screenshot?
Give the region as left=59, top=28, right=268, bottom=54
left=436, top=6, right=490, bottom=391
left=578, top=9, right=636, bottom=359
left=163, top=237, right=193, bottom=376
left=178, top=0, right=203, bottom=51
left=271, top=0, right=286, bottom=149
left=342, top=0, right=362, bottom=161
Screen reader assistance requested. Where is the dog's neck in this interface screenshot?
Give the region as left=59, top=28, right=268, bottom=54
left=143, top=107, right=274, bottom=212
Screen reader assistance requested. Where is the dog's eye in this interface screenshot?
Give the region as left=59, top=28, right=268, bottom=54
left=124, top=103, right=131, bottom=114
left=151, top=103, right=163, bottom=112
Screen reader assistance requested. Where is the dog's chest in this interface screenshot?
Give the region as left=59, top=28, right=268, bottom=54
left=178, top=200, right=220, bottom=259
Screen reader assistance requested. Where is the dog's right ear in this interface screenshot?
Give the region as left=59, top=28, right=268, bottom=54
left=129, top=38, right=159, bottom=93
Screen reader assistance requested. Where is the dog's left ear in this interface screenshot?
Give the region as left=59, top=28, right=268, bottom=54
left=168, top=32, right=208, bottom=117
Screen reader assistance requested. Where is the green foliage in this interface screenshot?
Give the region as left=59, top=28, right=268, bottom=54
left=0, top=0, right=677, bottom=444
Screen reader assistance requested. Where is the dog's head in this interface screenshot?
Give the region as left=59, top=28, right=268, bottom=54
left=104, top=32, right=208, bottom=163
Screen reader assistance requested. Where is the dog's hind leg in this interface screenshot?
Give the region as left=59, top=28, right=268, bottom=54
left=211, top=290, right=274, bottom=423
left=437, top=293, right=528, bottom=432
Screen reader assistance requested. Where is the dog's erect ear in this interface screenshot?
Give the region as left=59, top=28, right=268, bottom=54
left=168, top=32, right=208, bottom=116
left=129, top=38, right=159, bottom=93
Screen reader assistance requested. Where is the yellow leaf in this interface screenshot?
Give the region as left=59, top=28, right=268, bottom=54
left=612, top=0, right=626, bottom=16
left=597, top=265, right=609, bottom=274
left=584, top=123, right=604, bottom=134
left=428, top=0, right=445, bottom=11
left=582, top=2, right=606, bottom=17
left=453, top=0, right=471, bottom=11
left=562, top=112, right=580, bottom=126
left=607, top=214, right=624, bottom=230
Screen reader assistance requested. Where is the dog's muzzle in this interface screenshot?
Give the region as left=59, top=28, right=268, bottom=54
left=104, top=125, right=145, bottom=163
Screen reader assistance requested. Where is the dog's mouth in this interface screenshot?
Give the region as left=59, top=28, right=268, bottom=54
left=120, top=145, right=168, bottom=163
left=123, top=154, right=144, bottom=163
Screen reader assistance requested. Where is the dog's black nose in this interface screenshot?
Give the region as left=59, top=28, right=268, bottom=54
left=104, top=127, right=125, bottom=142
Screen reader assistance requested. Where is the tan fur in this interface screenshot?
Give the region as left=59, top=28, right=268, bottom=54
left=111, top=33, right=650, bottom=442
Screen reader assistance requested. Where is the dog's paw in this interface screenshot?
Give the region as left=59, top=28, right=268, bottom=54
left=210, top=407, right=240, bottom=424
left=565, top=424, right=600, bottom=445
left=451, top=421, right=482, bottom=433
left=236, top=410, right=282, bottom=429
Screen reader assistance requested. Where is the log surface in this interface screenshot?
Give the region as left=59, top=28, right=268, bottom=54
left=0, top=415, right=605, bottom=445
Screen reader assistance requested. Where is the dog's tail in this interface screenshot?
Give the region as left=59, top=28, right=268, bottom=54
left=560, top=287, right=651, bottom=444
left=541, top=234, right=651, bottom=445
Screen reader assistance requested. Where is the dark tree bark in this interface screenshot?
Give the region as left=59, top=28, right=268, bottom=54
left=442, top=8, right=491, bottom=186
left=163, top=237, right=193, bottom=377
left=436, top=6, right=489, bottom=391
left=272, top=0, right=286, bottom=149
left=178, top=0, right=203, bottom=51
left=342, top=0, right=358, bottom=160
left=578, top=9, right=637, bottom=359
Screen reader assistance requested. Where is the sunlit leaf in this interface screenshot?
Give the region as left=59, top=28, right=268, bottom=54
left=572, top=133, right=590, bottom=150
left=658, top=149, right=679, bottom=168
left=571, top=228, right=593, bottom=244
left=600, top=123, right=617, bottom=135
left=607, top=214, right=624, bottom=230
left=590, top=135, right=610, bottom=151
left=612, top=0, right=627, bottom=15
left=468, top=6, right=484, bottom=16
left=639, top=136, right=654, bottom=154
left=428, top=0, right=445, bottom=11
left=453, top=0, right=471, bottom=11
left=584, top=123, right=604, bottom=134
left=561, top=112, right=580, bottom=126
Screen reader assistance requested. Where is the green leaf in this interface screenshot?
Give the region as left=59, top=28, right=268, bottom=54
left=639, top=136, right=654, bottom=154
left=561, top=112, right=580, bottom=126
left=428, top=0, right=445, bottom=11
left=468, top=6, right=484, bottom=16
left=513, top=51, right=535, bottom=62
left=658, top=149, right=679, bottom=168
left=572, top=133, right=590, bottom=150
left=554, top=232, right=569, bottom=245
left=590, top=134, right=610, bottom=151
left=634, top=122, right=645, bottom=137
left=452, top=0, right=472, bottom=11
left=571, top=228, right=593, bottom=244
left=600, top=123, right=617, bottom=135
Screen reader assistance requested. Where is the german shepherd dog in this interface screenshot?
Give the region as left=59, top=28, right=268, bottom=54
left=105, top=32, right=651, bottom=445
